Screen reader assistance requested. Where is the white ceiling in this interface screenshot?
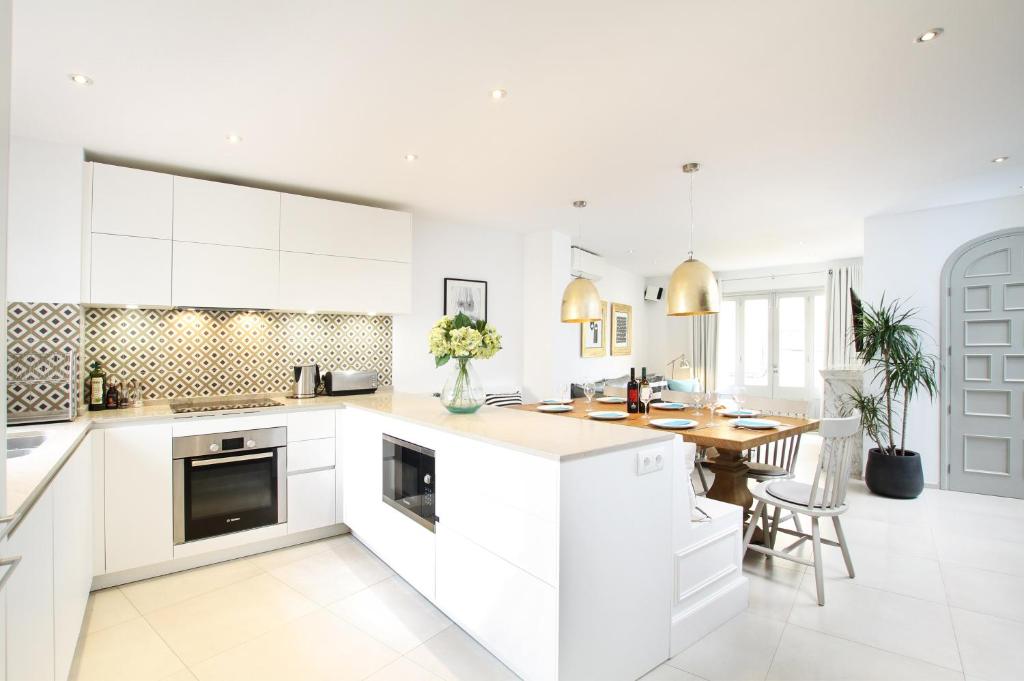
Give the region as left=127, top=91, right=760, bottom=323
left=11, top=1, right=1024, bottom=275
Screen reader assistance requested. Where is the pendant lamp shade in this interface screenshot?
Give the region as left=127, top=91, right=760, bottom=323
left=667, top=162, right=720, bottom=316
left=561, top=276, right=603, bottom=322
left=666, top=257, right=720, bottom=316
left=560, top=199, right=603, bottom=323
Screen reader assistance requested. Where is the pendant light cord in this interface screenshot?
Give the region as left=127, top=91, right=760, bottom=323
left=688, top=171, right=695, bottom=260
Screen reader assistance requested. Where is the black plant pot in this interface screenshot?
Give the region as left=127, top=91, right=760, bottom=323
left=864, top=448, right=924, bottom=499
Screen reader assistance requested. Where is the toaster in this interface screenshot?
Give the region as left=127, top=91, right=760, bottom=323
left=323, top=370, right=379, bottom=396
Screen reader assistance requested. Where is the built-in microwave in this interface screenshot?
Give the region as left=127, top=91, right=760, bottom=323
left=382, top=434, right=436, bottom=531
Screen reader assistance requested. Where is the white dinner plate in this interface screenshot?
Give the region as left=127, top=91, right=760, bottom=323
left=540, top=398, right=572, bottom=405
left=652, top=402, right=686, bottom=410
left=537, top=404, right=573, bottom=413
left=596, top=396, right=627, bottom=404
left=650, top=418, right=698, bottom=429
left=733, top=418, right=781, bottom=429
left=588, top=411, right=627, bottom=420
left=719, top=408, right=761, bottom=417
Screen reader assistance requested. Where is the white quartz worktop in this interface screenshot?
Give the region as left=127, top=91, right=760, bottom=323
left=5, top=390, right=670, bottom=530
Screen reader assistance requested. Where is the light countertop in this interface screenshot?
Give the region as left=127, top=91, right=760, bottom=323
left=5, top=390, right=671, bottom=533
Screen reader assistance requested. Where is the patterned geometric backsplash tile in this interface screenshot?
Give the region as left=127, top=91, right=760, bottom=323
left=6, top=302, right=83, bottom=418
left=82, top=308, right=393, bottom=401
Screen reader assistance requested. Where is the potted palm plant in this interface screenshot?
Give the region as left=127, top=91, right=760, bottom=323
left=845, top=297, right=937, bottom=499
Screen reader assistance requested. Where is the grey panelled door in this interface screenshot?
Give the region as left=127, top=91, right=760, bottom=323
left=948, top=231, right=1024, bottom=498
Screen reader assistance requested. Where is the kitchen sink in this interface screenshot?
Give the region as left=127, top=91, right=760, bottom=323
left=6, top=431, right=46, bottom=459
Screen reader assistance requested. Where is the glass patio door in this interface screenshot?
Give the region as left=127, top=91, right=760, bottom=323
left=717, top=290, right=825, bottom=402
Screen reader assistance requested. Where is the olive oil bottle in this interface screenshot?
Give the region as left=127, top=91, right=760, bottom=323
left=86, top=361, right=107, bottom=411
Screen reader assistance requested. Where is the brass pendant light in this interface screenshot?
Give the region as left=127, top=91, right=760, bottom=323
left=667, top=163, right=721, bottom=316
left=560, top=200, right=603, bottom=323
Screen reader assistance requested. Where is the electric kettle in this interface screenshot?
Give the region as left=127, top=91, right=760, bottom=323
left=292, top=364, right=321, bottom=398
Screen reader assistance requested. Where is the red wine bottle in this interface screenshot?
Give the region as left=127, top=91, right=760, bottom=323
left=639, top=367, right=650, bottom=414
left=627, top=368, right=640, bottom=414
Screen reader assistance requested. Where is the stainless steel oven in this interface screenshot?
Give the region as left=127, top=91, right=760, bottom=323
left=382, top=434, right=436, bottom=531
left=173, top=427, right=287, bottom=545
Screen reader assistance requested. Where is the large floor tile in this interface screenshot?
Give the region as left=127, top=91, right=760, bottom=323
left=788, top=576, right=961, bottom=671
left=822, top=515, right=937, bottom=560
left=942, top=563, right=1024, bottom=624
left=144, top=573, right=318, bottom=665
left=191, top=609, right=399, bottom=681
left=82, top=587, right=140, bottom=634
left=952, top=607, right=1024, bottom=681
left=71, top=617, right=185, bottom=681
left=745, top=568, right=804, bottom=622
left=640, top=664, right=707, bottom=681
left=406, top=626, right=519, bottom=681
left=329, top=576, right=452, bottom=653
left=247, top=536, right=335, bottom=570
left=365, top=657, right=448, bottom=681
left=811, top=541, right=947, bottom=604
left=667, top=612, right=785, bottom=681
left=933, top=530, right=1024, bottom=577
left=767, top=624, right=963, bottom=681
left=120, top=558, right=263, bottom=613
left=268, top=535, right=394, bottom=605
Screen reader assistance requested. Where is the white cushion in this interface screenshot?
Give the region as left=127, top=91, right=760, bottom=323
left=766, top=480, right=815, bottom=506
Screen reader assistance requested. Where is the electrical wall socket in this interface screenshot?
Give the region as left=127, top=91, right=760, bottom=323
left=636, top=449, right=664, bottom=476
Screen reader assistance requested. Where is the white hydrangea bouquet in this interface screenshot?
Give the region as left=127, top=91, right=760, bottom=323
left=429, top=312, right=502, bottom=413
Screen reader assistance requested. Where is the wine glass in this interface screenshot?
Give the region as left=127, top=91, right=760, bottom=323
left=640, top=381, right=654, bottom=420
left=732, top=386, right=745, bottom=413
left=583, top=381, right=596, bottom=412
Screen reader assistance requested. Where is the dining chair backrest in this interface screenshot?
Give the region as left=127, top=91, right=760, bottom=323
left=806, top=414, right=861, bottom=509
left=661, top=389, right=715, bottom=405
left=742, top=396, right=811, bottom=418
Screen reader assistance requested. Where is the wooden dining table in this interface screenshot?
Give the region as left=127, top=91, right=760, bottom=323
left=511, top=400, right=820, bottom=510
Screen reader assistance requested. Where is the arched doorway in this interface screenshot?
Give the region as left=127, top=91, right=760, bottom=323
left=941, top=227, right=1024, bottom=498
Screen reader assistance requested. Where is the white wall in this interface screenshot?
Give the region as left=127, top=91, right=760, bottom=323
left=392, top=219, right=524, bottom=396
left=0, top=0, right=11, bottom=513
left=6, top=136, right=83, bottom=302
left=642, top=276, right=693, bottom=382
left=864, top=195, right=1024, bottom=485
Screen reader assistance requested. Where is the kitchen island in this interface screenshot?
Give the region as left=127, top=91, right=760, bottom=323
left=6, top=392, right=745, bottom=681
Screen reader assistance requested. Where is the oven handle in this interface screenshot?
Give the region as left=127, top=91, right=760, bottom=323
left=191, top=452, right=274, bottom=467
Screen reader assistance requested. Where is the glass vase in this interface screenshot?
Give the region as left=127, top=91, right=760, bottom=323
left=440, top=357, right=485, bottom=414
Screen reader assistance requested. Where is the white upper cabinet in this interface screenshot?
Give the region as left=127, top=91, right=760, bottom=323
left=280, top=193, right=412, bottom=263
left=173, top=241, right=279, bottom=309
left=279, top=251, right=411, bottom=314
left=90, top=163, right=173, bottom=239
left=89, top=233, right=173, bottom=306
left=173, top=176, right=281, bottom=250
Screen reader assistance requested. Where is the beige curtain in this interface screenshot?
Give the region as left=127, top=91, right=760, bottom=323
left=825, top=261, right=863, bottom=368
left=690, top=314, right=718, bottom=392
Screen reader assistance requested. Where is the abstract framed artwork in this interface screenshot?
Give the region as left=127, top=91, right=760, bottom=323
left=581, top=301, right=608, bottom=358
left=610, top=302, right=632, bottom=356
left=444, top=278, right=488, bottom=322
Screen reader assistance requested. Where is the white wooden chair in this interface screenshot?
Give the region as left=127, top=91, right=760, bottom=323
left=740, top=396, right=812, bottom=482
left=742, top=414, right=860, bottom=606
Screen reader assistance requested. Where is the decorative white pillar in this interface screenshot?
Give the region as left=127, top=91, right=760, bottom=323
left=820, top=367, right=866, bottom=478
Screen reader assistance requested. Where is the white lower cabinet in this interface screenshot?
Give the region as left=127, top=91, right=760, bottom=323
left=4, top=487, right=55, bottom=681
left=436, top=525, right=557, bottom=681
left=53, top=437, right=94, bottom=681
left=287, top=469, right=335, bottom=534
left=105, top=424, right=173, bottom=572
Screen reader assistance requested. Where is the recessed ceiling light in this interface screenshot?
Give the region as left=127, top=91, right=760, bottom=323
left=627, top=249, right=635, bottom=255
left=915, top=28, right=943, bottom=43
left=404, top=153, right=418, bottom=162
left=68, top=73, right=93, bottom=86
left=992, top=156, right=1010, bottom=163
left=490, top=89, right=507, bottom=100
left=225, top=134, right=243, bottom=144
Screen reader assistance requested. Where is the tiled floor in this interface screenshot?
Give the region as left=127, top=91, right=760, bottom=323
left=73, top=436, right=1024, bottom=681
left=71, top=535, right=517, bottom=681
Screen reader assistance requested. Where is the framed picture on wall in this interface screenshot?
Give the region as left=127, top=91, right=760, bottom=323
left=444, top=278, right=488, bottom=322
left=580, top=301, right=608, bottom=358
left=611, top=302, right=632, bottom=356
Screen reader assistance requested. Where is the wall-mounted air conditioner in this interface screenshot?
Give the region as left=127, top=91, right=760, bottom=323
left=644, top=286, right=664, bottom=301
left=570, top=246, right=606, bottom=281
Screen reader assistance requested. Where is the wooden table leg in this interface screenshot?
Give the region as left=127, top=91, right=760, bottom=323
left=704, top=447, right=753, bottom=508
left=705, top=447, right=764, bottom=545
